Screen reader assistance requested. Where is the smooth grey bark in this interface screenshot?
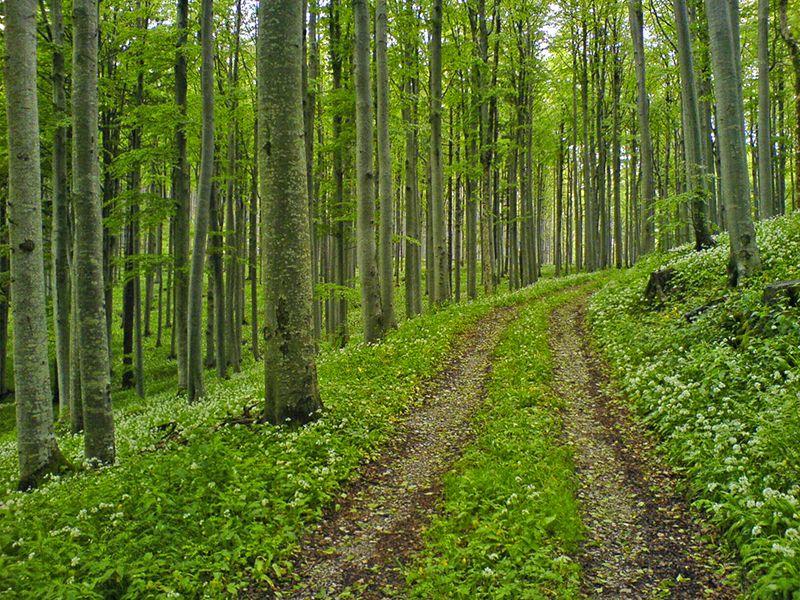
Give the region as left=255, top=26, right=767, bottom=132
left=353, top=0, right=385, bottom=342
left=69, top=247, right=83, bottom=434
left=628, top=0, right=656, bottom=253
left=172, top=0, right=190, bottom=392
left=430, top=0, right=450, bottom=304
left=779, top=0, right=800, bottom=212
left=156, top=222, right=164, bottom=347
left=673, top=0, right=715, bottom=249
left=507, top=140, right=519, bottom=289
left=0, top=199, right=9, bottom=400
left=305, top=0, right=322, bottom=339
left=187, top=0, right=215, bottom=401
left=210, top=182, right=227, bottom=379
left=705, top=0, right=761, bottom=284
left=402, top=10, right=422, bottom=317
left=328, top=0, right=348, bottom=347
left=124, top=34, right=145, bottom=398
left=757, top=0, right=773, bottom=218
left=225, top=0, right=242, bottom=374
left=376, top=0, right=397, bottom=324
left=470, top=0, right=495, bottom=293
left=5, top=0, right=69, bottom=488
left=144, top=227, right=156, bottom=337
left=73, top=0, right=116, bottom=464
left=250, top=122, right=260, bottom=360
left=580, top=23, right=594, bottom=271
left=555, top=125, right=564, bottom=276
left=612, top=43, right=623, bottom=269
left=50, top=0, right=71, bottom=417
left=260, top=0, right=323, bottom=424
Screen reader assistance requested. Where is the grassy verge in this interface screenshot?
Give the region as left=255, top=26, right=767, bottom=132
left=406, top=273, right=604, bottom=599
left=0, top=274, right=582, bottom=598
left=589, top=214, right=800, bottom=597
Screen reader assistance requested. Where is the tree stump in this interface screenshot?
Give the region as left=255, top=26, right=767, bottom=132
left=762, top=280, right=800, bottom=307
left=644, top=267, right=677, bottom=305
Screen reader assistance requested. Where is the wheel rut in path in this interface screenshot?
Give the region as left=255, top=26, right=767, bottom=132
left=262, top=305, right=518, bottom=599
left=550, top=297, right=737, bottom=599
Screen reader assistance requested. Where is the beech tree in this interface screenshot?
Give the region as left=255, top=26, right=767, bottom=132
left=628, top=0, right=656, bottom=253
left=6, top=0, right=69, bottom=488
left=187, top=0, right=215, bottom=401
left=353, top=0, right=385, bottom=342
left=73, top=0, right=117, bottom=463
left=705, top=0, right=761, bottom=284
left=377, top=0, right=397, bottom=324
left=260, top=0, right=323, bottom=424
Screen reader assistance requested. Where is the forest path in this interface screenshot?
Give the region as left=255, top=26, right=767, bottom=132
left=550, top=297, right=738, bottom=599
left=265, top=304, right=519, bottom=599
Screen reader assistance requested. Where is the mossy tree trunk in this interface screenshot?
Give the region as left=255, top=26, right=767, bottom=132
left=259, top=0, right=323, bottom=424
left=73, top=0, right=116, bottom=464
left=705, top=0, right=761, bottom=285
left=5, top=0, right=70, bottom=488
left=353, top=0, right=385, bottom=343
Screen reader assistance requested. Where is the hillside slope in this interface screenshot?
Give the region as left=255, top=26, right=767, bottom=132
left=590, top=214, right=800, bottom=596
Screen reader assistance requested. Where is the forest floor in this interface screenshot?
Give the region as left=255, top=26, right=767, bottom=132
left=550, top=297, right=737, bottom=599
left=252, top=286, right=740, bottom=599
left=259, top=305, right=519, bottom=599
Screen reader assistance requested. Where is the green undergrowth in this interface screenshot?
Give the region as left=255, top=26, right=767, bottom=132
left=0, top=274, right=584, bottom=598
left=407, top=274, right=605, bottom=599
left=590, top=214, right=800, bottom=597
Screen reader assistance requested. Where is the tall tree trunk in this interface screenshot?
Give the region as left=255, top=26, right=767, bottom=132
left=472, top=0, right=495, bottom=293
left=403, top=10, right=422, bottom=317
left=225, top=0, right=242, bottom=374
left=705, top=0, right=761, bottom=284
left=51, top=0, right=71, bottom=417
left=674, top=0, right=715, bottom=249
left=329, top=0, right=348, bottom=347
left=209, top=182, right=227, bottom=379
left=123, top=23, right=145, bottom=398
left=612, top=41, right=623, bottom=268
left=430, top=0, right=450, bottom=303
left=69, top=243, right=83, bottom=433
left=580, top=22, right=594, bottom=270
left=555, top=124, right=564, bottom=276
left=156, top=222, right=164, bottom=347
left=305, top=0, right=322, bottom=339
left=353, top=0, right=385, bottom=342
left=250, top=121, right=260, bottom=360
left=187, top=0, right=215, bottom=401
left=73, top=0, right=116, bottom=464
left=0, top=198, right=9, bottom=400
left=628, top=0, right=656, bottom=253
left=6, top=0, right=69, bottom=488
left=173, top=0, right=190, bottom=391
left=779, top=0, right=800, bottom=211
left=508, top=106, right=519, bottom=289
left=376, top=0, right=397, bottom=323
left=757, top=0, right=774, bottom=218
left=260, top=0, right=323, bottom=424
